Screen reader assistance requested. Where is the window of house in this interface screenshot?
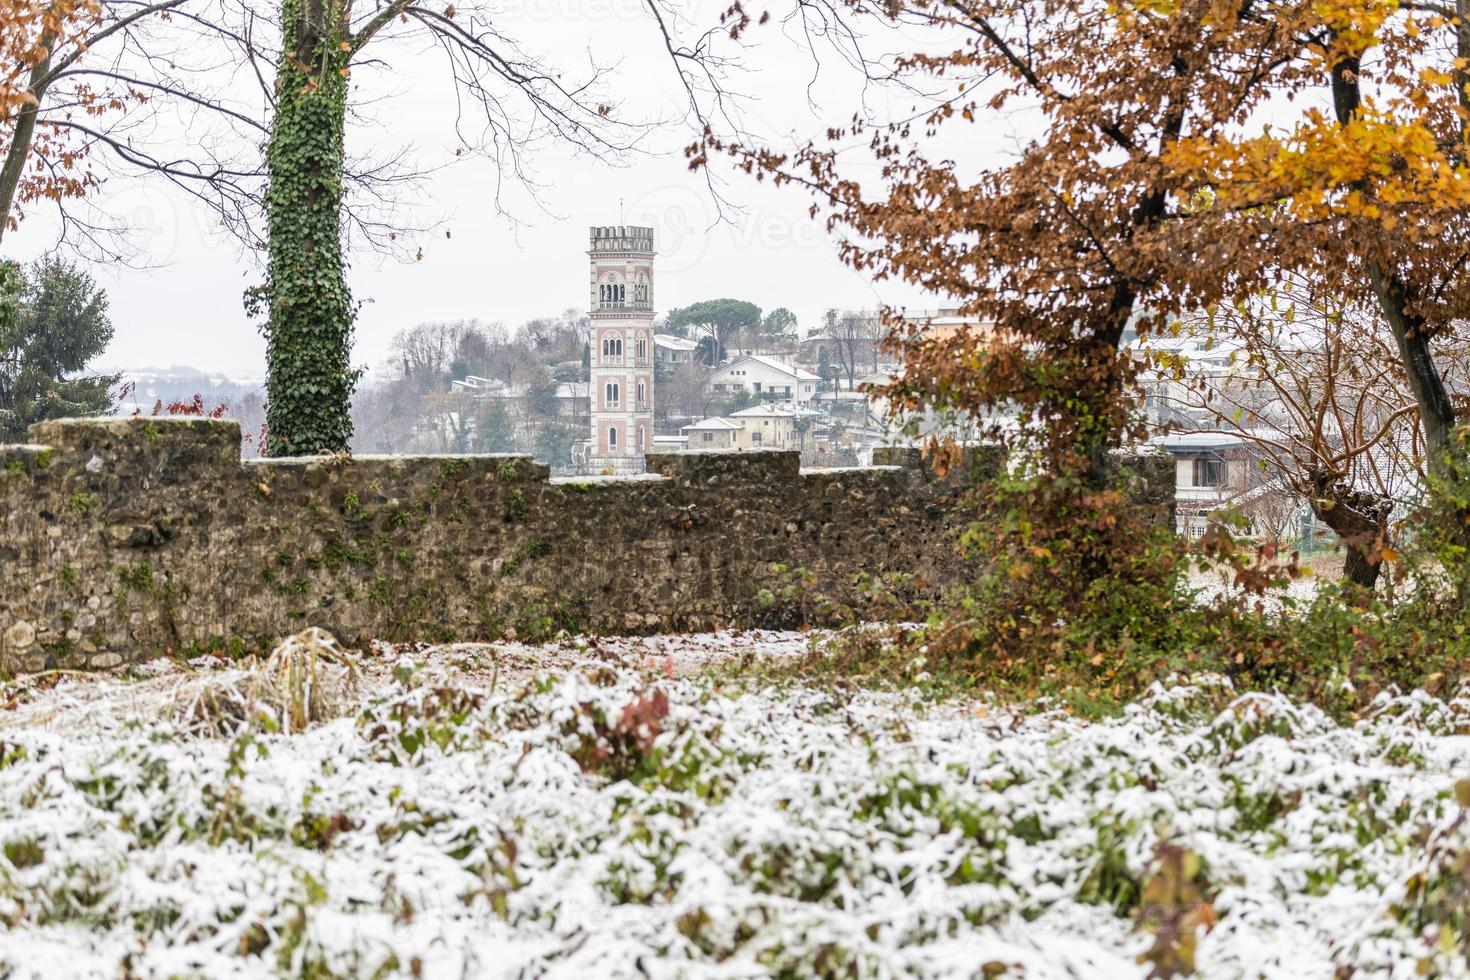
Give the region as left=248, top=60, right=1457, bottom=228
left=752, top=432, right=763, bottom=444
left=1193, top=458, right=1224, bottom=487
left=702, top=432, right=713, bottom=442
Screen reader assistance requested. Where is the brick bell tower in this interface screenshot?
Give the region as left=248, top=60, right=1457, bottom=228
left=587, top=225, right=655, bottom=474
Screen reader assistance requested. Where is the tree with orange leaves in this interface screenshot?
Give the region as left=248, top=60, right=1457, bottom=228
left=1, top=0, right=104, bottom=237
left=676, top=0, right=1316, bottom=487
left=656, top=0, right=1331, bottom=646
left=1162, top=2, right=1470, bottom=473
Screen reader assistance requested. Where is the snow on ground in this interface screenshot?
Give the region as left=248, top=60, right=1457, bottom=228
left=0, top=631, right=1468, bottom=979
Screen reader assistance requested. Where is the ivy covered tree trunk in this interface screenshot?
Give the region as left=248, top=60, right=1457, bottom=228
left=261, top=0, right=356, bottom=456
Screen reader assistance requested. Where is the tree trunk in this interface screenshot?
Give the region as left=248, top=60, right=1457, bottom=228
left=1331, top=51, right=1459, bottom=461
left=1366, top=263, right=1457, bottom=458
left=0, top=31, right=56, bottom=242
left=261, top=0, right=356, bottom=455
left=1310, top=478, right=1391, bottom=591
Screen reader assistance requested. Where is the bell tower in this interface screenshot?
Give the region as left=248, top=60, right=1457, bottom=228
left=587, top=225, right=655, bottom=474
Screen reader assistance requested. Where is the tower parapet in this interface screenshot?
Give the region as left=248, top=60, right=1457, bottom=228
left=589, top=225, right=655, bottom=253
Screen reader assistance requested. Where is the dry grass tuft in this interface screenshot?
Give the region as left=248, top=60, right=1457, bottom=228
left=172, top=628, right=361, bottom=735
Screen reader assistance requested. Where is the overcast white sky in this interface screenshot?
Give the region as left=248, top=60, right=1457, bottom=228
left=4, top=0, right=1024, bottom=380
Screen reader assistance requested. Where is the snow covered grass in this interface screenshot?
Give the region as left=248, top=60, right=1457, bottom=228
left=1, top=635, right=1469, bottom=978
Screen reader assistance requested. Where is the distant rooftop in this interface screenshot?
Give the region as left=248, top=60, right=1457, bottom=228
left=717, top=353, right=820, bottom=381
left=729, top=404, right=797, bottom=418
left=1152, top=430, right=1256, bottom=451
left=683, top=417, right=744, bottom=432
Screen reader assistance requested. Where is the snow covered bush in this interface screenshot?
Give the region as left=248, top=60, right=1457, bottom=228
left=0, top=652, right=1468, bottom=978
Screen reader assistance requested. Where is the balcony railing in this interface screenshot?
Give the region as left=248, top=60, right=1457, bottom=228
left=596, top=300, right=653, bottom=312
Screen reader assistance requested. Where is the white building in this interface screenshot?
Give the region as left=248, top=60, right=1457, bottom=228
left=1153, top=430, right=1262, bottom=537
left=726, top=404, right=804, bottom=450
left=681, top=417, right=743, bottom=448
left=654, top=333, right=699, bottom=365
left=709, top=354, right=819, bottom=404
left=587, top=226, right=655, bottom=473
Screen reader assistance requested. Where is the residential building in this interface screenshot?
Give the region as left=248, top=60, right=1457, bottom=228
left=587, top=225, right=655, bottom=473
left=709, top=354, right=819, bottom=404
left=654, top=333, right=699, bottom=364
left=681, top=417, right=743, bottom=448
left=726, top=404, right=803, bottom=449
left=554, top=381, right=590, bottom=422
left=1153, top=431, right=1260, bottom=537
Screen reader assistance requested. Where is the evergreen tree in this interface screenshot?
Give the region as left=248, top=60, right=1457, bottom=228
left=534, top=421, right=578, bottom=469
left=816, top=346, right=832, bottom=386
left=0, top=257, right=117, bottom=442
left=477, top=399, right=518, bottom=453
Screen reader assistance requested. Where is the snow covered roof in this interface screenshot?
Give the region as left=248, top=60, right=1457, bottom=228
left=1152, top=431, right=1250, bottom=452
left=716, top=354, right=820, bottom=382
left=654, top=334, right=700, bottom=351
left=555, top=383, right=589, bottom=399
left=751, top=354, right=820, bottom=380
left=682, top=418, right=744, bottom=432
left=728, top=404, right=797, bottom=419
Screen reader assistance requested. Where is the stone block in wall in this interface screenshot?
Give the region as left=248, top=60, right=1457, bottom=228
left=27, top=417, right=242, bottom=487
left=645, top=449, right=800, bottom=488
left=246, top=453, right=549, bottom=504
left=0, top=444, right=54, bottom=477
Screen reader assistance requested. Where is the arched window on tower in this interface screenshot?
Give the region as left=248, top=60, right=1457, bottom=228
left=608, top=426, right=618, bottom=450
left=600, top=277, right=625, bottom=309
left=636, top=380, right=646, bottom=409
left=604, top=381, right=620, bottom=408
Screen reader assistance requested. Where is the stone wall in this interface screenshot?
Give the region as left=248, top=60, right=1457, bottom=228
left=0, top=418, right=1174, bottom=672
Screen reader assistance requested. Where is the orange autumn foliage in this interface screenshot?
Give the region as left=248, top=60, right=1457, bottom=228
left=698, top=0, right=1315, bottom=479
left=0, top=0, right=103, bottom=233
